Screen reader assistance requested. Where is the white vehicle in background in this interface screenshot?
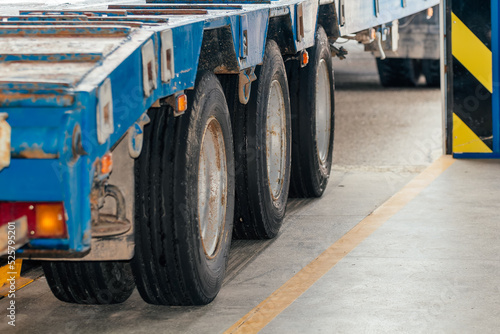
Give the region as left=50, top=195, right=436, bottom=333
left=366, top=6, right=441, bottom=87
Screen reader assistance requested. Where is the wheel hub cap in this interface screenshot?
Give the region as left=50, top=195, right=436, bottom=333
left=315, top=59, right=332, bottom=167
left=198, top=117, right=227, bottom=258
left=266, top=80, right=287, bottom=201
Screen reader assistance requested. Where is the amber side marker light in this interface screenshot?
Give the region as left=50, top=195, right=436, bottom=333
left=176, top=93, right=188, bottom=113
left=35, top=203, right=67, bottom=238
left=301, top=50, right=309, bottom=67
left=101, top=152, right=113, bottom=175
left=427, top=7, right=434, bottom=19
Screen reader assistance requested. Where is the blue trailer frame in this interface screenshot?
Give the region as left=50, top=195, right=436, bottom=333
left=0, top=0, right=439, bottom=257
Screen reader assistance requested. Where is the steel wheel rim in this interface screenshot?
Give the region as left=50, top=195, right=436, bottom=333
left=315, top=59, right=331, bottom=167
left=198, top=117, right=227, bottom=258
left=266, top=79, right=287, bottom=201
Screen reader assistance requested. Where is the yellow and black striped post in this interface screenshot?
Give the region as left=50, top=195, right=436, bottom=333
left=448, top=0, right=500, bottom=157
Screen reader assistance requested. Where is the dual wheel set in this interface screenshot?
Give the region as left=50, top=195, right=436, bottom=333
left=42, top=27, right=336, bottom=305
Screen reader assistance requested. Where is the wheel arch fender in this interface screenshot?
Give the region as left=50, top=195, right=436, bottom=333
left=318, top=2, right=341, bottom=42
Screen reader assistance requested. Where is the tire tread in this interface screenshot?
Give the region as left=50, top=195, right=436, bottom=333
left=42, top=261, right=134, bottom=305
left=132, top=72, right=234, bottom=305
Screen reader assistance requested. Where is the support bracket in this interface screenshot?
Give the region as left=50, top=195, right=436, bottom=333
left=239, top=67, right=257, bottom=104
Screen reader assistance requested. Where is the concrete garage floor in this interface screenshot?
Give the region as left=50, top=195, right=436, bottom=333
left=2, top=40, right=500, bottom=333
left=259, top=160, right=500, bottom=334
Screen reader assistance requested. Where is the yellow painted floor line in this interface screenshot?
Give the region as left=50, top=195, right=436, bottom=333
left=225, top=155, right=455, bottom=334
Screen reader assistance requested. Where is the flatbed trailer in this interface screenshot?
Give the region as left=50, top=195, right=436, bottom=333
left=0, top=0, right=438, bottom=305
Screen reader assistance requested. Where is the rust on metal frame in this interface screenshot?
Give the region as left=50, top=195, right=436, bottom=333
left=108, top=4, right=243, bottom=10
left=19, top=10, right=128, bottom=17
left=0, top=15, right=89, bottom=21
left=14, top=148, right=58, bottom=160
left=125, top=9, right=209, bottom=15
left=0, top=25, right=132, bottom=38
left=0, top=53, right=104, bottom=63
left=88, top=16, right=168, bottom=23
left=0, top=21, right=143, bottom=28
left=0, top=80, right=72, bottom=90
left=0, top=92, right=75, bottom=108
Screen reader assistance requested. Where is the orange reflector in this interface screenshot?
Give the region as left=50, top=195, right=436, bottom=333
left=101, top=152, right=113, bottom=175
left=35, top=204, right=66, bottom=238
left=177, top=94, right=188, bottom=113
left=301, top=50, right=309, bottom=66
left=427, top=7, right=434, bottom=19
left=370, top=28, right=377, bottom=40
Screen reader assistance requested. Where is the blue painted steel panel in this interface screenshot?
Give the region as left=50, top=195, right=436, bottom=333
left=453, top=153, right=500, bottom=159
left=3, top=108, right=65, bottom=127
left=0, top=159, right=64, bottom=201
left=22, top=239, right=70, bottom=250
left=11, top=127, right=59, bottom=157
left=340, top=0, right=440, bottom=35
left=0, top=53, right=103, bottom=63
left=204, top=15, right=232, bottom=29
left=239, top=9, right=269, bottom=69
left=169, top=22, right=205, bottom=90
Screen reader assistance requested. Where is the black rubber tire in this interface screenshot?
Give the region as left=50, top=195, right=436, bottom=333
left=221, top=40, right=291, bottom=240
left=422, top=59, right=440, bottom=87
left=42, top=261, right=135, bottom=304
left=376, top=58, right=422, bottom=87
left=131, top=71, right=235, bottom=306
left=288, top=26, right=335, bottom=198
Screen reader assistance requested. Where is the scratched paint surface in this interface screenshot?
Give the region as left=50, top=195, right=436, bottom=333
left=0, top=0, right=143, bottom=15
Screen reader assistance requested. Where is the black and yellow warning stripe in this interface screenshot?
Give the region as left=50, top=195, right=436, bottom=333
left=451, top=0, right=493, bottom=153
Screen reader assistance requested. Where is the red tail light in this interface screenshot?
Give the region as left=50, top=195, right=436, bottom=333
left=0, top=202, right=67, bottom=239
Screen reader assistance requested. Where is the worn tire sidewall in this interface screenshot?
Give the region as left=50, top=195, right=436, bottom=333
left=302, top=26, right=335, bottom=192
left=177, top=72, right=235, bottom=300
left=248, top=40, right=291, bottom=235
